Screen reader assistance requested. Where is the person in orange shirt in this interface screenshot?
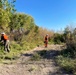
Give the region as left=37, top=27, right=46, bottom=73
left=0, top=32, right=10, bottom=52
left=44, top=34, right=48, bottom=47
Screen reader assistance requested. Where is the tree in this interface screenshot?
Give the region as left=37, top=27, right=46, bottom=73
left=9, top=13, right=35, bottom=32
left=0, top=0, right=16, bottom=30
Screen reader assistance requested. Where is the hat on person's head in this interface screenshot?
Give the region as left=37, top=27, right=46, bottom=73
left=46, top=34, right=48, bottom=36
left=1, top=32, right=5, bottom=35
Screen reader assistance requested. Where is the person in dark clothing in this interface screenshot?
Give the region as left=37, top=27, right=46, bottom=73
left=0, top=32, right=10, bottom=52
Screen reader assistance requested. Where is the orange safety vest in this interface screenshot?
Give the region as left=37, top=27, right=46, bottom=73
left=3, top=34, right=8, bottom=40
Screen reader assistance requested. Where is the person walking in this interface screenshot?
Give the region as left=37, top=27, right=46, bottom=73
left=0, top=32, right=10, bottom=52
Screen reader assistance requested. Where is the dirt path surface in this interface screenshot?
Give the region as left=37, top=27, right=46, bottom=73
left=0, top=45, right=67, bottom=75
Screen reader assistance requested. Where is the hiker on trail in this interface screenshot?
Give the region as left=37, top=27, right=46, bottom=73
left=44, top=34, right=49, bottom=47
left=0, top=32, right=10, bottom=52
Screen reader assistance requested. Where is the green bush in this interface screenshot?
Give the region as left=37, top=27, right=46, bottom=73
left=31, top=53, right=41, bottom=61
left=57, top=55, right=76, bottom=74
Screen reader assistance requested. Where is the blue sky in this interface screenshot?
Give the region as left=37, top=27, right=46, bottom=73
left=15, top=0, right=76, bottom=31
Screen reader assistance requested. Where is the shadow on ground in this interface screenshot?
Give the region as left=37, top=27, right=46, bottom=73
left=21, top=48, right=68, bottom=74
left=34, top=49, right=60, bottom=59
left=21, top=53, right=33, bottom=57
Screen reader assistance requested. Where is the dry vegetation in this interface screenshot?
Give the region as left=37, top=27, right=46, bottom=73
left=0, top=0, right=76, bottom=74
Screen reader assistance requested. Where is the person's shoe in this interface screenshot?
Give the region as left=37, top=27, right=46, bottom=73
left=45, top=46, right=47, bottom=48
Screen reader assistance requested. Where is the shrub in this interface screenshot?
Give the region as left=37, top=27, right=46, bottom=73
left=31, top=53, right=41, bottom=61
left=57, top=55, right=76, bottom=74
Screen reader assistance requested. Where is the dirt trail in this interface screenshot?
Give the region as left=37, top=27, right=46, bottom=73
left=0, top=45, right=67, bottom=75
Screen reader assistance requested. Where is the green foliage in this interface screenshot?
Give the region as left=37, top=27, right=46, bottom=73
left=0, top=0, right=54, bottom=64
left=0, top=0, right=16, bottom=30
left=49, top=33, right=65, bottom=44
left=56, top=26, right=76, bottom=74
left=31, top=53, right=41, bottom=61
left=57, top=55, right=76, bottom=74
left=0, top=8, right=10, bottom=29
left=55, top=26, right=76, bottom=74
left=31, top=50, right=47, bottom=61
left=11, top=41, right=22, bottom=50
left=20, top=41, right=36, bottom=50
left=64, top=26, right=71, bottom=35
left=64, top=27, right=76, bottom=58
left=9, top=13, right=35, bottom=31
